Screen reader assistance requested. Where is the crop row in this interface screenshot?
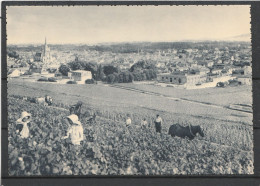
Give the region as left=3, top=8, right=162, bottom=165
left=8, top=96, right=253, bottom=175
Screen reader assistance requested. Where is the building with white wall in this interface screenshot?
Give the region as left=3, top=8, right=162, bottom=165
left=68, top=70, right=92, bottom=84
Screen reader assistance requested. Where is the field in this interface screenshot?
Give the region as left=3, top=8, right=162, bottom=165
left=7, top=79, right=254, bottom=175
left=111, top=82, right=252, bottom=107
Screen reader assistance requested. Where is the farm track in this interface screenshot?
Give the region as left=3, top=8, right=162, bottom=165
left=109, top=84, right=252, bottom=114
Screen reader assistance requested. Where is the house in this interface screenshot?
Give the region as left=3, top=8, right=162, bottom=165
left=172, top=49, right=177, bottom=54
left=207, top=61, right=214, bottom=68
left=8, top=69, right=22, bottom=78
left=236, top=75, right=252, bottom=85
left=68, top=70, right=92, bottom=84
left=29, top=64, right=43, bottom=73
left=213, top=63, right=225, bottom=69
left=198, top=67, right=210, bottom=76
left=223, top=67, right=234, bottom=75
left=186, top=74, right=207, bottom=86
left=157, top=72, right=187, bottom=85
left=211, top=68, right=223, bottom=75
left=190, top=63, right=198, bottom=68
left=197, top=61, right=207, bottom=67
left=243, top=66, right=252, bottom=76
left=217, top=59, right=223, bottom=64
left=186, top=49, right=193, bottom=53
left=157, top=72, right=206, bottom=86
left=34, top=52, right=42, bottom=62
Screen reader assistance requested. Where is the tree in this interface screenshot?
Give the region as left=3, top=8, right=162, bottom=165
left=130, top=60, right=156, bottom=72
left=96, top=64, right=105, bottom=81
left=103, top=65, right=118, bottom=76
left=133, top=72, right=142, bottom=81
left=113, top=73, right=119, bottom=83
left=129, top=73, right=134, bottom=82
left=59, top=64, right=70, bottom=76
left=130, top=60, right=145, bottom=72
left=148, top=69, right=155, bottom=79
left=100, top=71, right=106, bottom=81
left=123, top=72, right=129, bottom=83
left=152, top=70, right=157, bottom=79
left=8, top=51, right=19, bottom=59
left=118, top=73, right=124, bottom=83
left=144, top=70, right=150, bottom=80
left=107, top=74, right=115, bottom=84
left=141, top=73, right=147, bottom=81
left=68, top=61, right=83, bottom=70
left=84, top=63, right=97, bottom=80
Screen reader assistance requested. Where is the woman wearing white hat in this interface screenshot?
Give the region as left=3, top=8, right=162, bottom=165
left=16, top=111, right=32, bottom=139
left=62, top=114, right=84, bottom=145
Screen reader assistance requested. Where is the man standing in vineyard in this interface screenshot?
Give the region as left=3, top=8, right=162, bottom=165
left=154, top=114, right=162, bottom=133
left=141, top=118, right=148, bottom=128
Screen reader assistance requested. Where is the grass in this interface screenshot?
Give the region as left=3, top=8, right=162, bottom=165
left=116, top=83, right=252, bottom=107
left=8, top=79, right=252, bottom=125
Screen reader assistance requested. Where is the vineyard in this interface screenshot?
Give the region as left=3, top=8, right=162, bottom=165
left=8, top=95, right=253, bottom=175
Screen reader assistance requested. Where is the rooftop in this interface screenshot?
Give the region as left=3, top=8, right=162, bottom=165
left=236, top=75, right=251, bottom=78
left=72, top=70, right=91, bottom=73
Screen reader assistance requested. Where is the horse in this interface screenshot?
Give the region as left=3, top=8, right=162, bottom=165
left=31, top=95, right=53, bottom=106
left=168, top=124, right=204, bottom=140
left=69, top=101, right=83, bottom=119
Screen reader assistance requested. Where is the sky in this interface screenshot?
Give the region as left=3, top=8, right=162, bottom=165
left=7, top=5, right=251, bottom=44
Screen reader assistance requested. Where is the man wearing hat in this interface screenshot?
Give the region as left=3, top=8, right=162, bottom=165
left=62, top=114, right=84, bottom=145
left=16, top=111, right=32, bottom=139
left=154, top=114, right=162, bottom=133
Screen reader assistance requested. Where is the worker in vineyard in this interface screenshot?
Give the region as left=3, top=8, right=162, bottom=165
left=154, top=114, right=162, bottom=133
left=16, top=111, right=32, bottom=139
left=62, top=114, right=84, bottom=145
left=69, top=101, right=83, bottom=120
left=141, top=118, right=148, bottom=128
left=126, top=116, right=131, bottom=127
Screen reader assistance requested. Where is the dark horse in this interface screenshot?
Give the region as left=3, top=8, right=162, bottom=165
left=168, top=124, right=204, bottom=140
left=69, top=101, right=83, bottom=119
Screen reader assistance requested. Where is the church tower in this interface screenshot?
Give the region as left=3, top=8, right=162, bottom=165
left=40, top=37, right=52, bottom=74
left=41, top=37, right=52, bottom=64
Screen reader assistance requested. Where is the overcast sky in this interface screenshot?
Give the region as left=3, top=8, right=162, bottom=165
left=7, top=5, right=250, bottom=44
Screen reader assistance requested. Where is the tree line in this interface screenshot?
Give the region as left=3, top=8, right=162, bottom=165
left=58, top=59, right=157, bottom=84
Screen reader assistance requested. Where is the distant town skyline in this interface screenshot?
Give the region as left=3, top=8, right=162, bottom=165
left=7, top=5, right=250, bottom=44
